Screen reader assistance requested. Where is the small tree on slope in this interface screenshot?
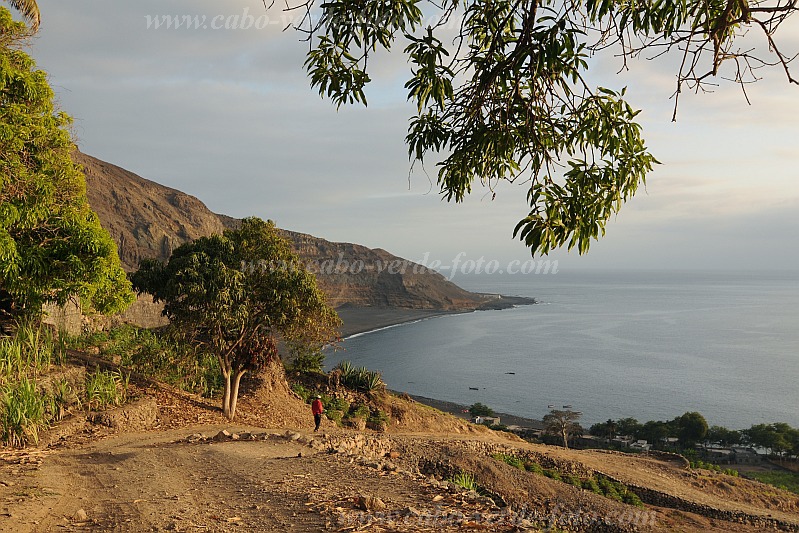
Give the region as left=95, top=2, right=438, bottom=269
left=132, top=217, right=340, bottom=420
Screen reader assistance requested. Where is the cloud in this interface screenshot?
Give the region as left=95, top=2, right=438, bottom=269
left=28, top=0, right=799, bottom=272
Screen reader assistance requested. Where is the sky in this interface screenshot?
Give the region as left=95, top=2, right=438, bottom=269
left=22, top=0, right=799, bottom=272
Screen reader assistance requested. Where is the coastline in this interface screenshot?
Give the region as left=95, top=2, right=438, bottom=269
left=407, top=394, right=544, bottom=430
left=335, top=298, right=541, bottom=428
left=336, top=295, right=536, bottom=338
left=336, top=307, right=464, bottom=338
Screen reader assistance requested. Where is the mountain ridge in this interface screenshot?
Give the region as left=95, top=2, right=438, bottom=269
left=77, top=151, right=512, bottom=311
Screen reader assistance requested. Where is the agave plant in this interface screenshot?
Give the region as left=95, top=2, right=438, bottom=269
left=363, top=371, right=385, bottom=394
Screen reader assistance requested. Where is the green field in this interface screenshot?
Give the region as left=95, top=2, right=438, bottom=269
left=744, top=471, right=799, bottom=495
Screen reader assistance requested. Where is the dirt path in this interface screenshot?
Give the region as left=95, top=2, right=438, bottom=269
left=3, top=426, right=799, bottom=532
left=1, top=427, right=502, bottom=532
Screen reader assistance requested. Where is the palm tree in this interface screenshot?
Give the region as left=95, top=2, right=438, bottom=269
left=4, top=0, right=40, bottom=30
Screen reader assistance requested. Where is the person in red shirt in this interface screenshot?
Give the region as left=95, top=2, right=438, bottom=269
left=311, top=395, right=324, bottom=432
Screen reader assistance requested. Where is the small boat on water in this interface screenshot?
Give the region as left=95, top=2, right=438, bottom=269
left=469, top=387, right=479, bottom=390
left=562, top=405, right=573, bottom=409
left=547, top=404, right=555, bottom=409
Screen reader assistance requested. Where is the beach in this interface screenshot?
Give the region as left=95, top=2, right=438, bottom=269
left=336, top=296, right=536, bottom=337
left=336, top=307, right=462, bottom=338
left=407, top=394, right=545, bottom=430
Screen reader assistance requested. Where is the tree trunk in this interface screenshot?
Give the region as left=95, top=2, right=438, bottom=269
left=562, top=427, right=569, bottom=449
left=221, top=369, right=232, bottom=419
left=227, top=370, right=247, bottom=420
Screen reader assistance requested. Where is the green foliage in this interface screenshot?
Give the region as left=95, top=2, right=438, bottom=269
left=524, top=462, right=544, bottom=475
left=324, top=396, right=349, bottom=413
left=744, top=471, right=799, bottom=495
left=493, top=452, right=642, bottom=507
left=493, top=453, right=525, bottom=469
left=707, top=425, right=742, bottom=447
left=543, top=469, right=562, bottom=481
left=367, top=408, right=389, bottom=425
left=132, top=217, right=340, bottom=419
left=295, top=0, right=798, bottom=256
left=0, top=322, right=63, bottom=382
left=450, top=471, right=479, bottom=492
left=0, top=377, right=47, bottom=446
left=468, top=402, right=494, bottom=417
left=50, top=377, right=78, bottom=420
left=325, top=409, right=343, bottom=425
left=291, top=382, right=312, bottom=402
left=744, top=423, right=799, bottom=457
left=348, top=403, right=370, bottom=419
left=333, top=360, right=385, bottom=394
left=84, top=368, right=128, bottom=410
left=66, top=325, right=223, bottom=398
left=675, top=411, right=708, bottom=446
left=288, top=346, right=326, bottom=373
left=543, top=409, right=583, bottom=448
left=581, top=478, right=600, bottom=493
left=0, top=8, right=133, bottom=319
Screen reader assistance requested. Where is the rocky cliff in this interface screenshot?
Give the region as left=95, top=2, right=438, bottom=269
left=77, top=152, right=494, bottom=310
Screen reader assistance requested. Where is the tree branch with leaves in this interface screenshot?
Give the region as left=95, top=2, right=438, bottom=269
left=293, top=0, right=798, bottom=255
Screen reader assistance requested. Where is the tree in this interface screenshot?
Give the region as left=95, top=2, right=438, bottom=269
left=636, top=420, right=671, bottom=446
left=292, top=0, right=798, bottom=255
left=132, top=217, right=341, bottom=420
left=675, top=411, right=708, bottom=447
left=706, top=425, right=741, bottom=447
left=589, top=418, right=617, bottom=441
left=0, top=8, right=133, bottom=322
left=3, top=0, right=39, bottom=30
left=615, top=417, right=641, bottom=438
left=468, top=402, right=495, bottom=417
left=543, top=409, right=583, bottom=448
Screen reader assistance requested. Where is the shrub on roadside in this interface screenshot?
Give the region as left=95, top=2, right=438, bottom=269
left=0, top=377, right=48, bottom=447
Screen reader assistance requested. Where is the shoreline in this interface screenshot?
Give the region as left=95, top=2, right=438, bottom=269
left=335, top=298, right=542, bottom=429
left=406, top=393, right=544, bottom=430
left=336, top=295, right=536, bottom=338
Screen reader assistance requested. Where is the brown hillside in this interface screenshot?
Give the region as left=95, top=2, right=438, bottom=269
left=77, top=151, right=497, bottom=311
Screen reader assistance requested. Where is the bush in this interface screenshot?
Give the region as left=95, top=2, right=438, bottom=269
left=348, top=404, right=370, bottom=419
left=0, top=323, right=60, bottom=383
left=525, top=462, right=544, bottom=475
left=289, top=347, right=326, bottom=373
left=334, top=361, right=385, bottom=394
left=325, top=409, right=343, bottom=425
left=582, top=478, right=601, bottom=493
left=543, top=469, right=561, bottom=481
left=325, top=396, right=349, bottom=413
left=291, top=383, right=312, bottom=402
left=367, top=409, right=389, bottom=431
left=67, top=326, right=222, bottom=397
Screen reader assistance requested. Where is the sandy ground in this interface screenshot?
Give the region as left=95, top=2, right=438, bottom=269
left=3, top=423, right=798, bottom=533
left=335, top=307, right=461, bottom=337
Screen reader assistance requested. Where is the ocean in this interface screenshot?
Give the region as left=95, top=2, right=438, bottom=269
left=325, top=269, right=799, bottom=430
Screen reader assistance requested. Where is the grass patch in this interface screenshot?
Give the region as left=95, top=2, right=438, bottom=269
left=1, top=377, right=48, bottom=447
left=450, top=471, right=480, bottom=492
left=744, top=471, right=799, bottom=495
left=492, top=453, right=643, bottom=507
left=85, top=368, right=129, bottom=410
left=66, top=325, right=223, bottom=397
